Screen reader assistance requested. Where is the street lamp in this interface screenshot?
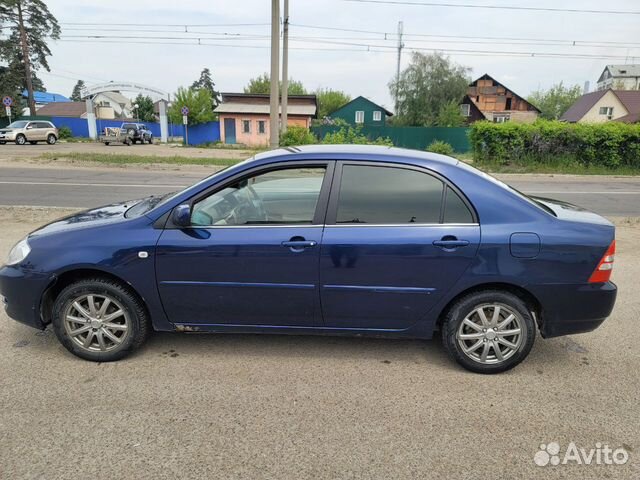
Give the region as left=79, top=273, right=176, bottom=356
left=133, top=103, right=139, bottom=122
left=167, top=102, right=173, bottom=142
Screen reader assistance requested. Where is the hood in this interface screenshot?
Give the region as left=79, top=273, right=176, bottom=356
left=29, top=199, right=141, bottom=238
left=0, top=128, right=16, bottom=132
left=531, top=196, right=613, bottom=227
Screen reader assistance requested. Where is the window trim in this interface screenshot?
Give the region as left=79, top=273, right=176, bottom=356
left=241, top=119, right=251, bottom=134
left=257, top=120, right=266, bottom=134
left=355, top=110, right=365, bottom=124
left=324, top=161, right=478, bottom=226
left=372, top=110, right=382, bottom=121
left=460, top=104, right=471, bottom=117
left=165, top=161, right=336, bottom=229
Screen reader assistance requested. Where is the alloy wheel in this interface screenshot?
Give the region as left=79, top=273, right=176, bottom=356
left=63, top=294, right=130, bottom=352
left=456, top=303, right=524, bottom=364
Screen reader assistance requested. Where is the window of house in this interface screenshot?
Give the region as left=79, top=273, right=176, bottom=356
left=336, top=165, right=444, bottom=224
left=258, top=120, right=266, bottom=134
left=372, top=111, right=382, bottom=121
left=493, top=114, right=510, bottom=123
left=460, top=104, right=471, bottom=117
left=191, top=167, right=327, bottom=226
left=242, top=120, right=251, bottom=133
left=505, top=98, right=512, bottom=110
left=355, top=111, right=365, bottom=124
left=599, top=107, right=614, bottom=120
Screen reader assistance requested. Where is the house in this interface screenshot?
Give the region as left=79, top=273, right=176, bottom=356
left=561, top=89, right=640, bottom=124
left=22, top=90, right=70, bottom=115
left=328, top=96, right=393, bottom=126
left=90, top=91, right=133, bottom=119
left=214, top=93, right=317, bottom=147
left=461, top=74, right=540, bottom=124
left=597, top=65, right=640, bottom=91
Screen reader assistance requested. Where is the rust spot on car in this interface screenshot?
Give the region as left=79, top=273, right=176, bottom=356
left=175, top=325, right=200, bottom=332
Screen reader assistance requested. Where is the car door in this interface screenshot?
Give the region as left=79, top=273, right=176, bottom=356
left=155, top=162, right=334, bottom=327
left=25, top=122, right=38, bottom=141
left=319, top=162, right=480, bottom=331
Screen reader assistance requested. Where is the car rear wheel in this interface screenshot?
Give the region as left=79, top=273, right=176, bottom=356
left=442, top=290, right=535, bottom=374
left=52, top=278, right=150, bottom=362
left=15, top=134, right=26, bottom=145
left=47, top=134, right=57, bottom=145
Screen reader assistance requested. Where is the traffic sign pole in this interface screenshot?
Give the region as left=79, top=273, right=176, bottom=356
left=181, top=106, right=189, bottom=146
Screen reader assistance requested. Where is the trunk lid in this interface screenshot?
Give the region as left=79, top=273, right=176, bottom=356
left=531, top=196, right=613, bottom=227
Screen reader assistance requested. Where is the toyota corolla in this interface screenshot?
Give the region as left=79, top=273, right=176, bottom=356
left=0, top=145, right=617, bottom=373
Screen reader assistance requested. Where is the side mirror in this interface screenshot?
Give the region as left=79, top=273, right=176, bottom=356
left=172, top=204, right=191, bottom=228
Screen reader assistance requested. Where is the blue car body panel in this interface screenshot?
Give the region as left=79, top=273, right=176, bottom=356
left=0, top=145, right=616, bottom=340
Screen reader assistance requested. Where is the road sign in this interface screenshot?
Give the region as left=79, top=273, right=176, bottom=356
left=5, top=106, right=11, bottom=116
left=181, top=106, right=189, bottom=116
left=182, top=115, right=188, bottom=125
left=2, top=96, right=13, bottom=107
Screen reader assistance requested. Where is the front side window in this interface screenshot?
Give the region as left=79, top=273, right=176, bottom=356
left=191, top=167, right=326, bottom=226
left=242, top=120, right=251, bottom=133
left=355, top=111, right=364, bottom=124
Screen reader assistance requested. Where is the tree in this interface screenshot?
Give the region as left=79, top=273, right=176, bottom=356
left=389, top=52, right=470, bottom=126
left=70, top=80, right=85, bottom=102
left=316, top=88, right=351, bottom=118
left=133, top=94, right=155, bottom=122
left=244, top=73, right=307, bottom=95
left=527, top=82, right=584, bottom=120
left=0, top=54, right=44, bottom=118
left=435, top=100, right=466, bottom=127
left=191, top=67, right=221, bottom=109
left=0, top=0, right=61, bottom=115
left=168, top=87, right=216, bottom=125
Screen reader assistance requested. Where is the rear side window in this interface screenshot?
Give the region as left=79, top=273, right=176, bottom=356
left=443, top=186, right=474, bottom=223
left=336, top=165, right=444, bottom=224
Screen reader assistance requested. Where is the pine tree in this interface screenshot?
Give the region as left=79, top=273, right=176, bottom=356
left=70, top=80, right=85, bottom=102
left=191, top=68, right=221, bottom=108
left=0, top=0, right=61, bottom=115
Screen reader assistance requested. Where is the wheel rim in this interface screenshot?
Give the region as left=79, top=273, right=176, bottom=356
left=456, top=303, right=524, bottom=365
left=63, top=294, right=130, bottom=352
left=48, top=135, right=56, bottom=144
left=17, top=136, right=25, bottom=144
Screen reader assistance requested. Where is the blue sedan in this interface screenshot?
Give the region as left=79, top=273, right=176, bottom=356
left=0, top=145, right=617, bottom=373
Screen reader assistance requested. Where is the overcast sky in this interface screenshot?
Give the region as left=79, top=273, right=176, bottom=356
left=37, top=0, right=640, bottom=109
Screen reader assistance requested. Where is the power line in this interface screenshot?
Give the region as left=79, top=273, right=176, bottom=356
left=59, top=22, right=270, bottom=28
left=342, top=0, right=640, bottom=15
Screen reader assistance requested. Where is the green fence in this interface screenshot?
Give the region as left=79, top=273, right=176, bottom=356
left=311, top=125, right=471, bottom=152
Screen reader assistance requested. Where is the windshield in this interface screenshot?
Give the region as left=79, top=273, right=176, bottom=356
left=7, top=121, right=28, bottom=128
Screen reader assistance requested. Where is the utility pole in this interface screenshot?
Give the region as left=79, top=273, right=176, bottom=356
left=395, top=21, right=404, bottom=115
left=281, top=0, right=289, bottom=134
left=17, top=2, right=36, bottom=116
left=269, top=0, right=280, bottom=148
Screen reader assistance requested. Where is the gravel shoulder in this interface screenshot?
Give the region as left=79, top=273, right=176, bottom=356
left=0, top=207, right=639, bottom=479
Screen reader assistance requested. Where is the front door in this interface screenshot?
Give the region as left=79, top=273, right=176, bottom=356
left=156, top=163, right=332, bottom=327
left=224, top=118, right=236, bottom=144
left=320, top=163, right=480, bottom=331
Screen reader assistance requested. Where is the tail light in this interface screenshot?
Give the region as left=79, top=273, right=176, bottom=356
left=588, top=240, right=615, bottom=284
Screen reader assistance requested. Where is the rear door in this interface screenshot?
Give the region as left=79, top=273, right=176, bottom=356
left=319, top=162, right=480, bottom=331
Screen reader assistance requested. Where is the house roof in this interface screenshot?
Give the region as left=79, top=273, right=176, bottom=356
left=599, top=64, right=640, bottom=82
left=330, top=96, right=393, bottom=117
left=215, top=93, right=317, bottom=116
left=36, top=101, right=87, bottom=117
left=21, top=90, right=70, bottom=103
left=95, top=91, right=132, bottom=107
left=561, top=89, right=640, bottom=123
left=469, top=74, right=542, bottom=113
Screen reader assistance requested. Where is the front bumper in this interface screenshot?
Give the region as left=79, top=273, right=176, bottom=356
left=0, top=133, right=16, bottom=141
left=0, top=265, right=51, bottom=330
left=531, top=281, right=617, bottom=338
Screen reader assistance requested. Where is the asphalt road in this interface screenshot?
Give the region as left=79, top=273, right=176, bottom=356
left=1, top=164, right=639, bottom=216
left=1, top=208, right=639, bottom=479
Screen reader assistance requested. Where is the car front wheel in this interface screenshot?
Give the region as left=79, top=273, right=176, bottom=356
left=15, top=134, right=26, bottom=145
left=442, top=290, right=535, bottom=374
left=52, top=278, right=150, bottom=362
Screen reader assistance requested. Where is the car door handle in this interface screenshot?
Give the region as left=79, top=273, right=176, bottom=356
left=281, top=240, right=317, bottom=251
left=433, top=238, right=470, bottom=249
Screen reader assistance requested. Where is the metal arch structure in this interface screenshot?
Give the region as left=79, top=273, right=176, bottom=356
left=81, top=82, right=170, bottom=143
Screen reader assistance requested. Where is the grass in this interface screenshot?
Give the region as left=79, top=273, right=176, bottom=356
left=39, top=152, right=243, bottom=167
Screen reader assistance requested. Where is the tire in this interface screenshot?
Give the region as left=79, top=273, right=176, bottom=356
left=15, top=134, right=26, bottom=145
left=47, top=134, right=57, bottom=145
left=30, top=141, right=38, bottom=145
left=147, top=136, right=153, bottom=144
left=52, top=278, right=150, bottom=362
left=104, top=142, right=110, bottom=146
left=0, top=141, right=6, bottom=145
left=442, top=290, right=535, bottom=374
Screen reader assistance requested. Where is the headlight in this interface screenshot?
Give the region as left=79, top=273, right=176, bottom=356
left=6, top=238, right=31, bottom=266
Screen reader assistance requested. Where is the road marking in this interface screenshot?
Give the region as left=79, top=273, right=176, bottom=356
left=0, top=181, right=188, bottom=188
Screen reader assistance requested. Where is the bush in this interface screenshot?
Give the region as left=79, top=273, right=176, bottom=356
left=321, top=125, right=393, bottom=146
left=469, top=120, right=640, bottom=170
left=279, top=125, right=317, bottom=146
left=426, top=140, right=454, bottom=156
left=58, top=126, right=73, bottom=139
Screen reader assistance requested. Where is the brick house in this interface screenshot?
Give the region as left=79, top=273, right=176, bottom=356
left=214, top=93, right=317, bottom=147
left=461, top=74, right=540, bottom=124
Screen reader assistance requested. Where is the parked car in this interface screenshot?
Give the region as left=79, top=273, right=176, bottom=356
left=120, top=123, right=153, bottom=144
left=0, top=146, right=617, bottom=373
left=0, top=120, right=58, bottom=145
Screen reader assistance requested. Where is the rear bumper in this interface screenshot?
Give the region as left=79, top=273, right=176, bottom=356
left=531, top=281, right=617, bottom=338
left=0, top=265, right=50, bottom=330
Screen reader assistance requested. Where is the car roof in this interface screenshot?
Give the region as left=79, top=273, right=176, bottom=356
left=253, top=144, right=460, bottom=166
